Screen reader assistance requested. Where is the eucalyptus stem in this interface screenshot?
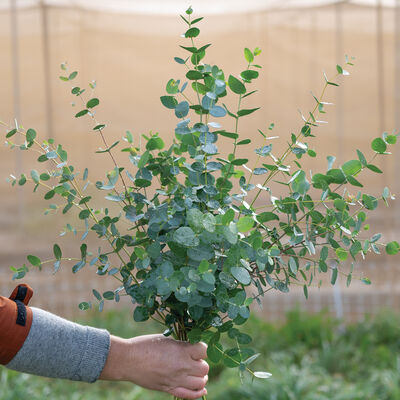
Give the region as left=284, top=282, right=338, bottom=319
left=250, top=78, right=331, bottom=208
left=172, top=324, right=207, bottom=400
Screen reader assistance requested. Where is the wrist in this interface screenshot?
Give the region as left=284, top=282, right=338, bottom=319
left=99, top=335, right=132, bottom=381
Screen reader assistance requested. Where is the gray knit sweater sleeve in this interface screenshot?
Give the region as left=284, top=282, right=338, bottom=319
left=6, top=307, right=110, bottom=383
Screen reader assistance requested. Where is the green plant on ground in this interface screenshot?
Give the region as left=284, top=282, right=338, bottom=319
left=2, top=6, right=399, bottom=400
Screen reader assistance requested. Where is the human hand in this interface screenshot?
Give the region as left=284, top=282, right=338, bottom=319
left=100, top=334, right=209, bottom=399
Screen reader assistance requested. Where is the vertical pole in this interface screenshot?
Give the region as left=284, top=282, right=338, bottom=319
left=291, top=13, right=299, bottom=110
left=334, top=1, right=345, bottom=320
left=10, top=0, right=24, bottom=230
left=262, top=11, right=269, bottom=119
left=376, top=0, right=388, bottom=191
left=376, top=0, right=385, bottom=135
left=310, top=8, right=317, bottom=100
left=40, top=0, right=54, bottom=140
left=376, top=0, right=390, bottom=284
left=395, top=0, right=400, bottom=230
left=333, top=274, right=344, bottom=320
left=335, top=1, right=344, bottom=163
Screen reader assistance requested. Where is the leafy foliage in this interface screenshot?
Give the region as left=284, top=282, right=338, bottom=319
left=2, top=6, right=398, bottom=389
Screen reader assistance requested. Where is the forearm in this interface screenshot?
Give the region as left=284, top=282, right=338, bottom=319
left=6, top=307, right=110, bottom=383
left=99, top=335, right=132, bottom=381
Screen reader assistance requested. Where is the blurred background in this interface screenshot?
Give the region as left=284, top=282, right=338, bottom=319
left=0, top=0, right=399, bottom=322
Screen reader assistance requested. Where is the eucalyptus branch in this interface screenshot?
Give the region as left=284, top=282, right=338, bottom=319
left=4, top=10, right=398, bottom=398
left=75, top=90, right=130, bottom=206
left=250, top=79, right=331, bottom=208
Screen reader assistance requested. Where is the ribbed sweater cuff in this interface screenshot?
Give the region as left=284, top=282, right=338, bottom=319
left=6, top=307, right=110, bottom=383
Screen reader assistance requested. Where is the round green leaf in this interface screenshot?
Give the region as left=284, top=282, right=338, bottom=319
left=237, top=108, right=260, bottom=117
left=71, top=86, right=80, bottom=95
left=320, top=246, right=328, bottom=261
left=86, top=98, right=99, bottom=108
left=27, top=255, right=41, bottom=267
left=133, top=306, right=149, bottom=322
left=341, top=160, right=361, bottom=176
left=356, top=149, right=367, bottom=166
left=75, top=109, right=88, bottom=118
left=202, top=272, right=216, bottom=285
left=240, top=70, right=259, bottom=81
left=237, top=216, right=254, bottom=232
left=361, top=277, right=372, bottom=285
left=79, top=302, right=91, bottom=311
left=185, top=27, right=200, bottom=38
left=53, top=244, right=62, bottom=260
left=209, top=106, right=226, bottom=118
left=386, top=241, right=400, bottom=255
left=319, top=260, right=328, bottom=272
left=79, top=209, right=91, bottom=220
left=191, top=50, right=206, bottom=65
left=385, top=135, right=397, bottom=144
left=192, top=82, right=209, bottom=95
left=174, top=57, right=186, bottom=64
left=231, top=158, right=248, bottom=166
left=26, top=128, right=36, bottom=143
left=103, top=291, right=115, bottom=300
left=334, top=198, right=346, bottom=211
left=175, top=101, right=189, bottom=118
left=166, top=79, right=179, bottom=94
left=173, top=226, right=199, bottom=247
left=186, top=70, right=203, bottom=80
left=18, top=174, right=26, bottom=186
left=93, top=124, right=106, bottom=131
left=160, top=96, right=178, bottom=109
left=202, top=213, right=216, bottom=232
left=256, top=212, right=279, bottom=224
left=6, top=129, right=17, bottom=138
left=231, top=267, right=251, bottom=285
left=308, top=149, right=317, bottom=157
left=44, top=190, right=55, bottom=200
left=40, top=173, right=50, bottom=181
left=371, top=137, right=387, bottom=153
left=336, top=247, right=348, bottom=261
left=198, top=260, right=209, bottom=273
left=222, top=209, right=235, bottom=225
left=366, top=164, right=383, bottom=174
left=146, top=136, right=164, bottom=151
left=244, top=48, right=254, bottom=63
left=207, top=342, right=223, bottom=363
left=326, top=169, right=346, bottom=184
left=362, top=194, right=378, bottom=210
left=187, top=208, right=203, bottom=232
left=187, top=328, right=202, bottom=343
left=68, top=71, right=78, bottom=80
left=228, top=75, right=246, bottom=95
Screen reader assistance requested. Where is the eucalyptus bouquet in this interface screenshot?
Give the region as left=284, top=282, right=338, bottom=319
left=3, top=7, right=399, bottom=400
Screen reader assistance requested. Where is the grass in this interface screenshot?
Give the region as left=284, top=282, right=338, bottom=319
left=2, top=308, right=400, bottom=399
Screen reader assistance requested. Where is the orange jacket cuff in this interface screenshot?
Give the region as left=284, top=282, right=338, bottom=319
left=0, top=285, right=33, bottom=365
